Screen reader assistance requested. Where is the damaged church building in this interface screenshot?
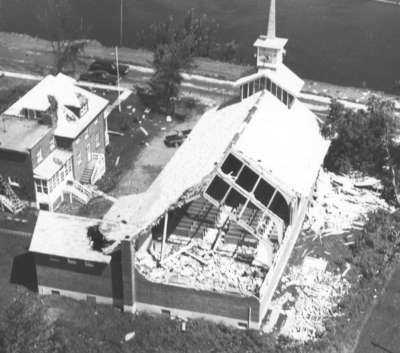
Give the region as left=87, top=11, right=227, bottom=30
left=28, top=0, right=330, bottom=329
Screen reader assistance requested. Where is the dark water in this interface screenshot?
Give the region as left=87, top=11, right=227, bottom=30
left=1, top=0, right=400, bottom=92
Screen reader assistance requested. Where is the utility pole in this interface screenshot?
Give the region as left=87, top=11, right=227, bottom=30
left=120, top=0, right=123, bottom=47
left=160, top=212, right=169, bottom=265
left=115, top=46, right=121, bottom=112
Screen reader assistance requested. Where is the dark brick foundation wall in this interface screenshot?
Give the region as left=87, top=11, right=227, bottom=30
left=34, top=242, right=261, bottom=325
left=135, top=270, right=260, bottom=323
left=121, top=239, right=135, bottom=307
left=34, top=251, right=123, bottom=302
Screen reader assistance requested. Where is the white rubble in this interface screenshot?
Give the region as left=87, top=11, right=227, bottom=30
left=304, top=171, right=392, bottom=236
left=136, top=236, right=267, bottom=297
left=264, top=256, right=350, bottom=342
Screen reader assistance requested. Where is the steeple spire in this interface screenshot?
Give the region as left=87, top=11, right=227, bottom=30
left=267, top=0, right=276, bottom=39
left=253, top=0, right=287, bottom=70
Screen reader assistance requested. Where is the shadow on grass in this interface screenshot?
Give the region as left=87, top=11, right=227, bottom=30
left=10, top=252, right=37, bottom=292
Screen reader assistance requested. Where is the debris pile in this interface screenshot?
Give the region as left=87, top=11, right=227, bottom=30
left=136, top=235, right=268, bottom=297
left=265, top=256, right=350, bottom=342
left=87, top=225, right=113, bottom=252
left=304, top=171, right=391, bottom=236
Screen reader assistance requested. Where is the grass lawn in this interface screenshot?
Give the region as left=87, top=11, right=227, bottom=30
left=0, top=208, right=39, bottom=309
left=43, top=295, right=278, bottom=353
left=354, top=265, right=400, bottom=353
left=0, top=76, right=37, bottom=112
left=0, top=230, right=36, bottom=311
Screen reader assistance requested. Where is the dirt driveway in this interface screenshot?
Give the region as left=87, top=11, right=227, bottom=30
left=106, top=93, right=211, bottom=197
left=113, top=117, right=199, bottom=196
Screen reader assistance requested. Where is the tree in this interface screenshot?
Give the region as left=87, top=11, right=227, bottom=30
left=179, top=10, right=217, bottom=58
left=137, top=9, right=217, bottom=56
left=34, top=0, right=86, bottom=73
left=0, top=292, right=65, bottom=353
left=149, top=40, right=193, bottom=108
left=321, top=97, right=400, bottom=203
left=351, top=209, right=400, bottom=280
left=213, top=40, right=239, bottom=62
left=145, top=10, right=217, bottom=109
left=368, top=97, right=400, bottom=203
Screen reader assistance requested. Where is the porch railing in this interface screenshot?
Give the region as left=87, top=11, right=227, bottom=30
left=91, top=153, right=106, bottom=184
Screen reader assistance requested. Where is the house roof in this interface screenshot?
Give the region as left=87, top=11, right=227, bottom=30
left=29, top=211, right=111, bottom=263
left=0, top=115, right=52, bottom=153
left=102, top=91, right=329, bottom=242
left=54, top=76, right=109, bottom=139
left=4, top=74, right=80, bottom=114
left=34, top=148, right=72, bottom=179
left=4, top=73, right=109, bottom=140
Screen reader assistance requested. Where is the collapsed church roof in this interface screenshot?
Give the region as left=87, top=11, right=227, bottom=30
left=101, top=90, right=329, bottom=242
left=233, top=96, right=329, bottom=197
left=101, top=93, right=261, bottom=239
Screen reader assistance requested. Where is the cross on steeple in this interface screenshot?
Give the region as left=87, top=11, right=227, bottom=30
left=253, top=0, right=287, bottom=70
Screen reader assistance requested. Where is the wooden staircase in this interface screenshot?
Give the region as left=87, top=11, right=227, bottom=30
left=80, top=154, right=106, bottom=185
left=0, top=174, right=25, bottom=214
left=80, top=166, right=94, bottom=184
left=65, top=179, right=93, bottom=205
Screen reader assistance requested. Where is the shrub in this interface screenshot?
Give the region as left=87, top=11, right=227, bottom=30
left=0, top=292, right=65, bottom=353
left=95, top=167, right=122, bottom=193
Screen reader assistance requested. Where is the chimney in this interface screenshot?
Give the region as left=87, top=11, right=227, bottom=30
left=121, top=236, right=136, bottom=313
left=47, top=95, right=58, bottom=127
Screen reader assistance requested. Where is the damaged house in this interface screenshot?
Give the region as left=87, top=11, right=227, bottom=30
left=29, top=0, right=329, bottom=329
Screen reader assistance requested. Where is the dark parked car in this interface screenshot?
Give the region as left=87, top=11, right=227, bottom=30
left=79, top=70, right=118, bottom=85
left=164, top=129, right=192, bottom=147
left=89, top=59, right=130, bottom=76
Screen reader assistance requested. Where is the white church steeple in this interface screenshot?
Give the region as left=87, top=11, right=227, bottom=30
left=236, top=0, right=304, bottom=103
left=254, top=0, right=287, bottom=70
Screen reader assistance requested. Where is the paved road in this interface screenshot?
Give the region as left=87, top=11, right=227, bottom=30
left=119, top=65, right=400, bottom=117
left=0, top=66, right=366, bottom=118
left=354, top=266, right=400, bottom=353
left=3, top=61, right=400, bottom=123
